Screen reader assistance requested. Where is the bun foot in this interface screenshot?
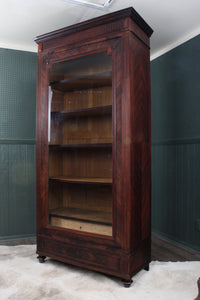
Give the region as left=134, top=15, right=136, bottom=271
left=144, top=264, right=149, bottom=271
left=122, top=279, right=133, bottom=288
left=37, top=255, right=46, bottom=263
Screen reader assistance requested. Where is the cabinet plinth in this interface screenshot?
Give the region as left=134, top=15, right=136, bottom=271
left=35, top=7, right=153, bottom=286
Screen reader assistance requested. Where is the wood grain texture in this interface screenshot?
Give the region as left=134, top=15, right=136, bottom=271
left=36, top=7, right=152, bottom=283
left=49, top=176, right=112, bottom=184
left=49, top=148, right=112, bottom=179
left=50, top=71, right=112, bottom=92
left=49, top=143, right=112, bottom=148
left=128, top=30, right=151, bottom=250
left=63, top=86, right=112, bottom=111
left=50, top=217, right=112, bottom=236
left=49, top=207, right=112, bottom=224
left=51, top=105, right=112, bottom=118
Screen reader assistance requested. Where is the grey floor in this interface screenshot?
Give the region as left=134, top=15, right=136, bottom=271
left=151, top=235, right=200, bottom=261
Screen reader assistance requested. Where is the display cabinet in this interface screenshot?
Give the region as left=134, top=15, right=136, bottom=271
left=35, top=7, right=153, bottom=287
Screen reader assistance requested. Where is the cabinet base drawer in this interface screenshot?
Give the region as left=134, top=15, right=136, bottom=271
left=37, top=236, right=120, bottom=275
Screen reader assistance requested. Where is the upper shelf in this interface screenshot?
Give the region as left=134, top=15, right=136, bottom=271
left=51, top=105, right=112, bottom=117
left=50, top=71, right=112, bottom=92
left=49, top=143, right=112, bottom=149
left=49, top=176, right=112, bottom=185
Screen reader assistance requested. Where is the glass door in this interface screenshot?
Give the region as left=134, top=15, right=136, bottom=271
left=48, top=51, right=113, bottom=236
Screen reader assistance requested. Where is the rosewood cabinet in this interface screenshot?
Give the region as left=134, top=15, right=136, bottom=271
left=35, top=7, right=153, bottom=287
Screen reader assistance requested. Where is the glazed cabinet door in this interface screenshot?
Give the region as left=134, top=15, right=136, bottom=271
left=48, top=51, right=113, bottom=236
left=36, top=40, right=123, bottom=247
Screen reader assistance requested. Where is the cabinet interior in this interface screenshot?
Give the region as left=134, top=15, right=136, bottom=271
left=48, top=51, right=113, bottom=236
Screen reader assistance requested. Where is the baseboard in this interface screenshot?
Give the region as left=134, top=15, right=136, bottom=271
left=152, top=230, right=200, bottom=254
left=0, top=234, right=36, bottom=243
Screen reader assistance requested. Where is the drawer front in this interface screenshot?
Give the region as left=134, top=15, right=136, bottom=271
left=37, top=236, right=120, bottom=273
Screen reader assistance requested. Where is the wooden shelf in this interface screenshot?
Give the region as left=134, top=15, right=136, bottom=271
left=51, top=105, right=112, bottom=117
left=49, top=176, right=112, bottom=185
left=49, top=143, right=112, bottom=149
left=49, top=207, right=112, bottom=225
left=50, top=71, right=112, bottom=92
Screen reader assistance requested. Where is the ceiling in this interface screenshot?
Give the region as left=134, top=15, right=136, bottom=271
left=1, top=0, right=200, bottom=60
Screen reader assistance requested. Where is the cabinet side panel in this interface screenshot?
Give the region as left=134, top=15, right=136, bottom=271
left=129, top=32, right=151, bottom=251
left=116, top=31, right=151, bottom=252
left=119, top=33, right=133, bottom=251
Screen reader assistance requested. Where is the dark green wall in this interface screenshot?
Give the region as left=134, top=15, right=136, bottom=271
left=151, top=34, right=200, bottom=252
left=0, top=48, right=37, bottom=240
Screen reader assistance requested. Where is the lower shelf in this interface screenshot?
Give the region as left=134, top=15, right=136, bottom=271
left=50, top=207, right=112, bottom=225
left=49, top=176, right=112, bottom=185
left=49, top=207, right=112, bottom=236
